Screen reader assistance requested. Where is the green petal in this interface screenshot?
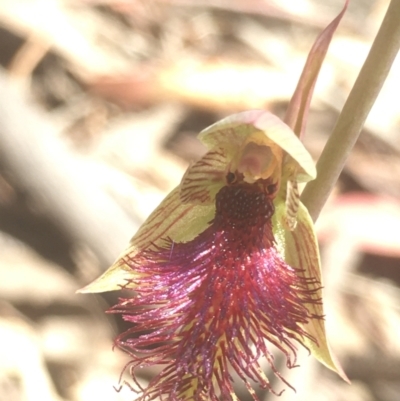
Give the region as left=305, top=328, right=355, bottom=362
left=273, top=201, right=349, bottom=383
left=78, top=186, right=215, bottom=293
left=199, top=110, right=316, bottom=183
left=180, top=148, right=227, bottom=205
left=283, top=179, right=300, bottom=230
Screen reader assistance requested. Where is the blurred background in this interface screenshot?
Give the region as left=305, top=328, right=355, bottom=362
left=0, top=0, right=399, bottom=400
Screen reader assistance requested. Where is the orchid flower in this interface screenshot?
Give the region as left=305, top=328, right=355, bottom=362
left=79, top=2, right=350, bottom=400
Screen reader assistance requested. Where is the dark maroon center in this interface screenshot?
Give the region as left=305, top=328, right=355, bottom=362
left=213, top=182, right=275, bottom=247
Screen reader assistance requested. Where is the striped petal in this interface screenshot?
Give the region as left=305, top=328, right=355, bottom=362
left=179, top=148, right=227, bottom=205
left=273, top=200, right=349, bottom=382
left=79, top=187, right=215, bottom=293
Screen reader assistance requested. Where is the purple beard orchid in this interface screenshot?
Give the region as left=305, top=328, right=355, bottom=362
left=79, top=2, right=350, bottom=400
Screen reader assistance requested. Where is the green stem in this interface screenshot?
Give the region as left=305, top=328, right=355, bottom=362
left=301, top=0, right=400, bottom=222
